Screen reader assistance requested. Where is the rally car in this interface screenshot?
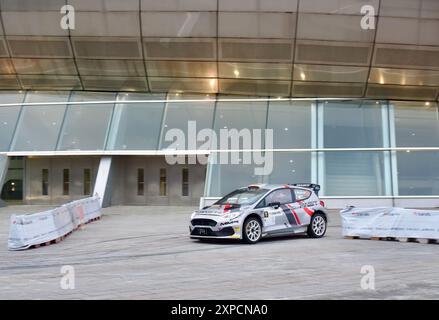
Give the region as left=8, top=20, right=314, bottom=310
left=190, top=183, right=328, bottom=244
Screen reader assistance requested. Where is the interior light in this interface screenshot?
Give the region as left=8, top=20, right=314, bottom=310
left=300, top=72, right=306, bottom=80
left=425, top=102, right=430, bottom=106
left=233, top=70, right=240, bottom=77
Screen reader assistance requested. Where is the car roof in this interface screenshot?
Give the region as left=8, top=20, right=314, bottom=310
left=245, top=184, right=313, bottom=192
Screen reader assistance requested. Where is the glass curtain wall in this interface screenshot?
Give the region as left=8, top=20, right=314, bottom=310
left=0, top=92, right=26, bottom=151
left=11, top=92, right=69, bottom=151
left=393, top=101, right=439, bottom=196
left=107, top=93, right=166, bottom=150
left=57, top=92, right=115, bottom=151
left=320, top=100, right=389, bottom=196
left=0, top=91, right=438, bottom=197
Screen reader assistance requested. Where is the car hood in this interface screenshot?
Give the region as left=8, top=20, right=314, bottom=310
left=194, top=204, right=249, bottom=217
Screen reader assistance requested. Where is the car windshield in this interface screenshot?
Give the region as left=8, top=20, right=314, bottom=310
left=215, top=188, right=268, bottom=206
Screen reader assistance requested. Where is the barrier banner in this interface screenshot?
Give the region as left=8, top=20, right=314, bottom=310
left=340, top=207, right=439, bottom=240
left=8, top=196, right=101, bottom=251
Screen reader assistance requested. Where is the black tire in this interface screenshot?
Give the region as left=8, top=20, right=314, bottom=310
left=307, top=212, right=327, bottom=238
left=242, top=217, right=262, bottom=244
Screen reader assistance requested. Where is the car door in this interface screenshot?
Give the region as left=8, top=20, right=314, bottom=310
left=287, top=188, right=314, bottom=226
left=255, top=188, right=294, bottom=234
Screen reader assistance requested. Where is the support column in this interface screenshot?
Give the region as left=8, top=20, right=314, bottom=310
left=93, top=156, right=113, bottom=208
left=0, top=155, right=9, bottom=207
left=316, top=101, right=325, bottom=195
left=381, top=101, right=393, bottom=197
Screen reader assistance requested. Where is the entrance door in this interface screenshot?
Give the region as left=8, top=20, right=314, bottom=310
left=120, top=156, right=206, bottom=206
left=25, top=156, right=99, bottom=205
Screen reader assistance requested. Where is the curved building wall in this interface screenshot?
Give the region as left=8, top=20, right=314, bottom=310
left=0, top=91, right=438, bottom=203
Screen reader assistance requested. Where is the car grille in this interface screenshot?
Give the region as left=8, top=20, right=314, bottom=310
left=191, top=218, right=217, bottom=227
left=191, top=227, right=235, bottom=237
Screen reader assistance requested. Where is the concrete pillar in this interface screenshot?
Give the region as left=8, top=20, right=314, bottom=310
left=93, top=156, right=113, bottom=208
left=0, top=155, right=9, bottom=207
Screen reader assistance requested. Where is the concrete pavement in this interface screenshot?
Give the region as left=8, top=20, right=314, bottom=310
left=0, top=205, right=438, bottom=299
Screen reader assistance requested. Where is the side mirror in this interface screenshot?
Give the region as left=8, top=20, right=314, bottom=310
left=268, top=201, right=281, bottom=209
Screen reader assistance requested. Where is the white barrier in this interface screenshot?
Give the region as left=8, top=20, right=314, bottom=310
left=8, top=196, right=102, bottom=251
left=340, top=207, right=439, bottom=240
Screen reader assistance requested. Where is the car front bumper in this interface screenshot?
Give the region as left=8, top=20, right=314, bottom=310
left=189, top=215, right=242, bottom=239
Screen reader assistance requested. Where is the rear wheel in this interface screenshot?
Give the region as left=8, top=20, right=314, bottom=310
left=307, top=213, right=327, bottom=238
left=243, top=217, right=262, bottom=244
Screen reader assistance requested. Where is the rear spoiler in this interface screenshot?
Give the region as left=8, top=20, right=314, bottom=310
left=290, top=183, right=321, bottom=195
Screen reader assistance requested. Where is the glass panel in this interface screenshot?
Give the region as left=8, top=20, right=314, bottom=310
left=42, top=168, right=49, bottom=196
left=11, top=91, right=69, bottom=151
left=77, top=59, right=146, bottom=77
left=146, top=61, right=217, bottom=78
left=160, top=168, right=167, bottom=196
left=323, top=100, right=384, bottom=148
left=205, top=151, right=311, bottom=197
left=265, top=189, right=293, bottom=205
left=107, top=93, right=165, bottom=150
left=397, top=151, right=439, bottom=196
left=206, top=152, right=266, bottom=197
left=266, top=152, right=312, bottom=185
left=137, top=168, right=144, bottom=196
left=58, top=92, right=115, bottom=151
left=63, top=168, right=69, bottom=196
left=160, top=95, right=215, bottom=150
left=0, top=91, right=25, bottom=151
left=219, top=62, right=292, bottom=80
left=83, top=168, right=91, bottom=195
left=324, top=152, right=387, bottom=196
left=294, top=189, right=311, bottom=201
left=393, top=101, right=439, bottom=147
left=266, top=100, right=312, bottom=148
left=213, top=99, right=268, bottom=150
left=293, top=64, right=369, bottom=83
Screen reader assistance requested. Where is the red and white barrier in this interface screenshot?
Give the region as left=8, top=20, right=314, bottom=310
left=341, top=207, right=439, bottom=240
left=8, top=196, right=101, bottom=251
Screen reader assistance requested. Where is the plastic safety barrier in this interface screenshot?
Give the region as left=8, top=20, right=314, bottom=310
left=340, top=207, right=439, bottom=240
left=8, top=196, right=101, bottom=251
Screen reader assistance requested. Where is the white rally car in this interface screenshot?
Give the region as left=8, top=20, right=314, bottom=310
left=190, top=184, right=328, bottom=244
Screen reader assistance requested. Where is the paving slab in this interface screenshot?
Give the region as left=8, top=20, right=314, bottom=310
left=0, top=205, right=438, bottom=299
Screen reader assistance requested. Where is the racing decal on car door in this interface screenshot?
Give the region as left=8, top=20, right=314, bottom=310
left=297, top=200, right=315, bottom=217
left=280, top=204, right=300, bottom=226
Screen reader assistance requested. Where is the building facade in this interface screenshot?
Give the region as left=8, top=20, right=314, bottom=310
left=0, top=1, right=438, bottom=208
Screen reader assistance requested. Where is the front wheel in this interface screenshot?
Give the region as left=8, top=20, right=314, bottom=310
left=243, top=217, right=262, bottom=244
left=307, top=213, right=327, bottom=238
